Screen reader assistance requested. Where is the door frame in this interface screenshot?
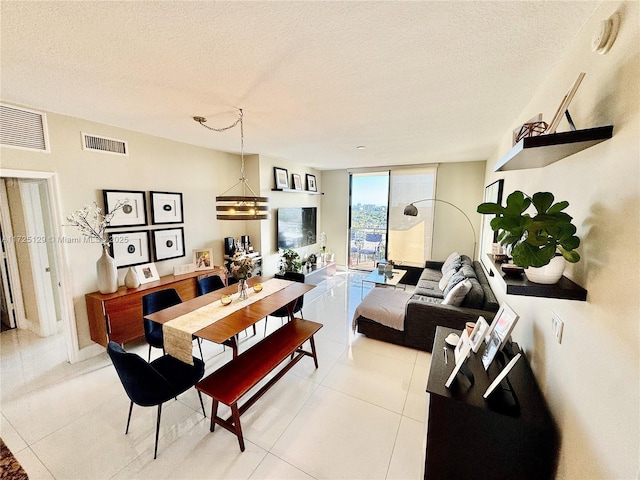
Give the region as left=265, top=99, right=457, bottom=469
left=0, top=179, right=25, bottom=329
left=0, top=169, right=79, bottom=363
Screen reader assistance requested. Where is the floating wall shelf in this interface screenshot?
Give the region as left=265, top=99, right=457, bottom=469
left=488, top=255, right=587, bottom=301
left=494, top=125, right=613, bottom=172
left=272, top=188, right=323, bottom=195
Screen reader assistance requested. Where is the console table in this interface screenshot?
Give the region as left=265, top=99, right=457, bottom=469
left=85, top=267, right=227, bottom=347
left=424, top=326, right=558, bottom=479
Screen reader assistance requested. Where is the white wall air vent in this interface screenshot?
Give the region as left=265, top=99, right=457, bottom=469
left=0, top=104, right=50, bottom=152
left=82, top=132, right=128, bottom=156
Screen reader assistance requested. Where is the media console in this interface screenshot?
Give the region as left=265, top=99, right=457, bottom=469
left=275, top=261, right=336, bottom=285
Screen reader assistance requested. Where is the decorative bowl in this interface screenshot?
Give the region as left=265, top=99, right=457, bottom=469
left=253, top=283, right=263, bottom=293
left=220, top=295, right=232, bottom=306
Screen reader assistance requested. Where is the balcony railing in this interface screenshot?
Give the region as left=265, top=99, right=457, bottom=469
left=349, top=227, right=386, bottom=270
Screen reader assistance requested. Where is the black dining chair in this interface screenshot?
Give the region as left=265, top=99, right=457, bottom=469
left=107, top=341, right=206, bottom=459
left=264, top=271, right=305, bottom=335
left=196, top=275, right=225, bottom=296
left=142, top=288, right=203, bottom=362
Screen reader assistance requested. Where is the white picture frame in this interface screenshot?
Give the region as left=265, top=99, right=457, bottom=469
left=193, top=248, right=214, bottom=271
left=469, top=316, right=490, bottom=353
left=152, top=227, right=185, bottom=261
left=108, top=230, right=150, bottom=268
left=103, top=189, right=147, bottom=227
left=135, top=262, right=160, bottom=284
left=484, top=303, right=520, bottom=349
left=150, top=191, right=183, bottom=224
left=445, top=341, right=472, bottom=388
left=483, top=353, right=522, bottom=398
left=454, top=329, right=470, bottom=364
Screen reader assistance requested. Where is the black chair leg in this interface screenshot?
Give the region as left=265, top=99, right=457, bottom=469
left=148, top=345, right=152, bottom=363
left=198, top=391, right=206, bottom=417
left=196, top=338, right=203, bottom=360
left=125, top=401, right=134, bottom=434
left=154, top=403, right=162, bottom=459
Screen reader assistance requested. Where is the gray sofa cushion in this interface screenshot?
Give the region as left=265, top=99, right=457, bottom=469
left=460, top=277, right=484, bottom=309
left=443, top=270, right=466, bottom=297
left=460, top=263, right=477, bottom=280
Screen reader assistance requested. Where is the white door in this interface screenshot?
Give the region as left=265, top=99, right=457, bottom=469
left=19, top=180, right=59, bottom=336
left=0, top=233, right=16, bottom=329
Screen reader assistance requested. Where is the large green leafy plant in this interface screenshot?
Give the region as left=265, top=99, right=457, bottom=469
left=477, top=191, right=580, bottom=268
left=278, top=248, right=302, bottom=273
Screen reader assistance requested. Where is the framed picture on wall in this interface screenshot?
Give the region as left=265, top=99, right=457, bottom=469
left=150, top=191, right=183, bottom=224
left=306, top=174, right=317, bottom=192
left=108, top=230, right=151, bottom=268
left=152, top=227, right=185, bottom=261
left=274, top=167, right=289, bottom=189
left=479, top=179, right=504, bottom=272
left=292, top=173, right=303, bottom=190
left=103, top=189, right=147, bottom=227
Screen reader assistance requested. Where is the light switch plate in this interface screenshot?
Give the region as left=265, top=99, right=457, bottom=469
left=551, top=311, right=564, bottom=344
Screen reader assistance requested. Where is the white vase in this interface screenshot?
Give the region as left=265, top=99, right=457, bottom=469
left=524, top=256, right=566, bottom=284
left=124, top=266, right=140, bottom=289
left=96, top=246, right=118, bottom=294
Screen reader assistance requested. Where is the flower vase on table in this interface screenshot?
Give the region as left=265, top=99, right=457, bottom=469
left=96, top=246, right=118, bottom=294
left=237, top=279, right=248, bottom=300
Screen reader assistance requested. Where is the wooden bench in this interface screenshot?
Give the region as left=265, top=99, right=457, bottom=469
left=196, top=317, right=322, bottom=451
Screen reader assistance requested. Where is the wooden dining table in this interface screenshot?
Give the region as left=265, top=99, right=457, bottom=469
left=144, top=276, right=315, bottom=358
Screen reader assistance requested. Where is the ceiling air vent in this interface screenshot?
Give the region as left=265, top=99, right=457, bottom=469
left=0, top=104, right=50, bottom=152
left=82, top=132, right=128, bottom=156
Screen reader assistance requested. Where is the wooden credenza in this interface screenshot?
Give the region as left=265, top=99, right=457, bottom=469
left=85, top=267, right=227, bottom=347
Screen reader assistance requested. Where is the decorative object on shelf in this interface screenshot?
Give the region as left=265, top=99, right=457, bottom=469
left=134, top=262, right=160, bottom=284
left=278, top=248, right=301, bottom=273
left=515, top=120, right=548, bottom=143
left=404, top=198, right=477, bottom=259
left=501, top=263, right=524, bottom=278
left=291, top=173, right=303, bottom=190
left=152, top=227, right=185, bottom=261
left=274, top=167, right=289, bottom=189
left=193, top=248, right=213, bottom=271
left=124, top=266, right=140, bottom=289
left=479, top=180, right=504, bottom=272
left=477, top=190, right=580, bottom=284
left=306, top=174, right=317, bottom=192
left=109, top=230, right=151, bottom=268
left=103, top=190, right=147, bottom=227
left=512, top=114, right=545, bottom=145
left=193, top=109, right=269, bottom=220
left=65, top=200, right=129, bottom=294
left=546, top=72, right=585, bottom=134
left=150, top=191, right=183, bottom=224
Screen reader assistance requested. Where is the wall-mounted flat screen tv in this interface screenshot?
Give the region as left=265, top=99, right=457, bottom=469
left=277, top=207, right=317, bottom=249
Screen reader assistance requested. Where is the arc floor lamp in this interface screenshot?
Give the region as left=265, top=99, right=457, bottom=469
left=403, top=199, right=477, bottom=259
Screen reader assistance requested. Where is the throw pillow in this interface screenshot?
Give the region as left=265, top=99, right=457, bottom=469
left=438, top=268, right=456, bottom=291
left=441, top=252, right=461, bottom=275
left=443, top=270, right=466, bottom=297
left=442, top=279, right=472, bottom=306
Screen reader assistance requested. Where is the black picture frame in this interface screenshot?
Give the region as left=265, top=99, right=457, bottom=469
left=108, top=230, right=151, bottom=268
left=152, top=227, right=185, bottom=261
left=306, top=174, right=317, bottom=192
left=150, top=191, right=183, bottom=224
left=292, top=173, right=303, bottom=190
left=274, top=167, right=289, bottom=189
left=480, top=179, right=504, bottom=271
left=103, top=189, right=147, bottom=227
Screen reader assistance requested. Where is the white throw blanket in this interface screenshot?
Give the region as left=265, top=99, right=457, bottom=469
left=352, top=287, right=413, bottom=332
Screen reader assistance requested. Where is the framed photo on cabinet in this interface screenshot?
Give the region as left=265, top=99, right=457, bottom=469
left=193, top=248, right=214, bottom=271
left=152, top=227, right=185, bottom=261
left=135, top=262, right=160, bottom=284
left=103, top=189, right=147, bottom=227
left=108, top=230, right=151, bottom=268
left=150, top=191, right=183, bottom=224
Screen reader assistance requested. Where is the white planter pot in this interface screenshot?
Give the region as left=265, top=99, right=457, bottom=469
left=524, top=256, right=566, bottom=284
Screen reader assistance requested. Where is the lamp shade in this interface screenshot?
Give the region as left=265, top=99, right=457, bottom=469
left=216, top=195, right=269, bottom=220
left=403, top=204, right=419, bottom=216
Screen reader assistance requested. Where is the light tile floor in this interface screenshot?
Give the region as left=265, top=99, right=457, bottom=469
left=1, top=272, right=430, bottom=479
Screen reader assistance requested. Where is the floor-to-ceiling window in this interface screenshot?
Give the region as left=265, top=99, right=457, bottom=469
left=349, top=166, right=437, bottom=270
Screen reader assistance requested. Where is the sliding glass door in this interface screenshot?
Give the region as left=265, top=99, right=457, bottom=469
left=349, top=166, right=437, bottom=270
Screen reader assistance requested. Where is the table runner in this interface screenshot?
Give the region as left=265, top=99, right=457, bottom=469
left=163, top=278, right=292, bottom=364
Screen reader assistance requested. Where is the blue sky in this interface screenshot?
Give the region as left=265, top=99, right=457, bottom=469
left=352, top=175, right=389, bottom=206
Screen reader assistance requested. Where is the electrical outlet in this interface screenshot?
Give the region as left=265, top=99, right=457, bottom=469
left=551, top=312, right=564, bottom=344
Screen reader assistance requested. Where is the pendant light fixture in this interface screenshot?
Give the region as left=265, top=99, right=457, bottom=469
left=193, top=109, right=269, bottom=220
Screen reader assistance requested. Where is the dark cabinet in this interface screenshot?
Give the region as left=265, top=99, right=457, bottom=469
left=425, top=327, right=558, bottom=479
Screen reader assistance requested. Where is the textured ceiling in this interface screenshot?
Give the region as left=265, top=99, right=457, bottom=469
left=1, top=1, right=600, bottom=170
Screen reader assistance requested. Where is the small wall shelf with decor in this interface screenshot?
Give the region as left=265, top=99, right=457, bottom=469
left=494, top=125, right=613, bottom=172
left=488, top=255, right=587, bottom=301
left=271, top=187, right=323, bottom=195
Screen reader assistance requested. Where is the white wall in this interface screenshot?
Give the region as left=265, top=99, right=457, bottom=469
left=1, top=110, right=241, bottom=349
left=482, top=2, right=639, bottom=478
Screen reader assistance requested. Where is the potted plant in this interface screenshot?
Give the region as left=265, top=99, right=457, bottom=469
left=477, top=190, right=580, bottom=284
left=278, top=248, right=301, bottom=273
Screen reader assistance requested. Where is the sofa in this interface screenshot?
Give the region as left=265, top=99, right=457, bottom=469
left=355, top=253, right=499, bottom=352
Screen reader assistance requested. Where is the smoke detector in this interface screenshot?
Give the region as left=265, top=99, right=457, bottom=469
left=592, top=12, right=620, bottom=55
